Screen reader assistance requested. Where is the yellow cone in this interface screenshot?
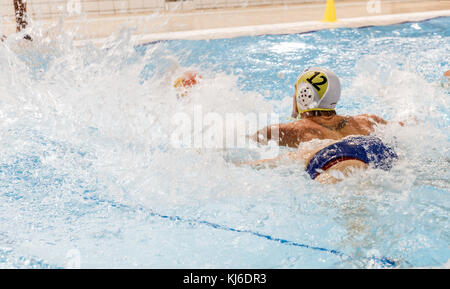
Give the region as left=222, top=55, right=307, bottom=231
left=323, top=0, right=337, bottom=22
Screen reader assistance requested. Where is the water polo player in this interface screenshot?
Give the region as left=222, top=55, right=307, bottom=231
left=250, top=67, right=399, bottom=183
left=173, top=71, right=202, bottom=98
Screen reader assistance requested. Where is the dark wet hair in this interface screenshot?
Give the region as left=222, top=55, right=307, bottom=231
left=301, top=110, right=337, bottom=118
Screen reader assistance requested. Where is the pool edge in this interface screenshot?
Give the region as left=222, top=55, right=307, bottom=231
left=72, top=9, right=450, bottom=47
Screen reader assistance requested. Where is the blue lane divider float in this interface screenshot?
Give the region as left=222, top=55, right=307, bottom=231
left=101, top=194, right=397, bottom=268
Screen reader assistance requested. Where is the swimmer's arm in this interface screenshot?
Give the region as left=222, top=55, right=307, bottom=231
left=243, top=157, right=281, bottom=169
left=361, top=114, right=417, bottom=127
left=398, top=116, right=418, bottom=126
left=250, top=123, right=303, bottom=147
left=241, top=151, right=299, bottom=169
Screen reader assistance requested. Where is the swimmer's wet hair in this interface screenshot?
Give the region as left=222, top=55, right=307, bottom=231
left=301, top=110, right=337, bottom=118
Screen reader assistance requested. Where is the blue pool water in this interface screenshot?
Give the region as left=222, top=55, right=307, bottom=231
left=0, top=17, right=449, bottom=268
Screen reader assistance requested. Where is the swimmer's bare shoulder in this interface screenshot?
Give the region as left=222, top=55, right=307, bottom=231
left=345, top=114, right=388, bottom=134
left=352, top=114, right=388, bottom=130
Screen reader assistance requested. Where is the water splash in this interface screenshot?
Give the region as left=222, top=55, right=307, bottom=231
left=0, top=17, right=448, bottom=268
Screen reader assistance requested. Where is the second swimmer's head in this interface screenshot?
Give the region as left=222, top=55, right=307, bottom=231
left=292, top=67, right=341, bottom=119
left=173, top=71, right=202, bottom=98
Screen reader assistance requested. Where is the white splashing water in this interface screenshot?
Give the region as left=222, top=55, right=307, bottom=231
left=0, top=21, right=448, bottom=268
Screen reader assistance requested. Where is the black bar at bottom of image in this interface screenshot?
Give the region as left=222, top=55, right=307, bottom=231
left=123, top=268, right=415, bottom=288
left=3, top=268, right=439, bottom=287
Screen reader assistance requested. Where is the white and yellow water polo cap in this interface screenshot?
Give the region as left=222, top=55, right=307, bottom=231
left=295, top=67, right=341, bottom=115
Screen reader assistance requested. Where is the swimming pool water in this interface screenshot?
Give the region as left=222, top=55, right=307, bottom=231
left=0, top=17, right=449, bottom=268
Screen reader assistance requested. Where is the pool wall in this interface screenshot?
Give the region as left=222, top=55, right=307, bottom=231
left=1, top=0, right=450, bottom=45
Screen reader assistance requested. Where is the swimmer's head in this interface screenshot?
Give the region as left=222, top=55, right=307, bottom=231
left=174, top=71, right=202, bottom=97
left=174, top=71, right=201, bottom=88
left=292, top=67, right=341, bottom=118
left=444, top=70, right=450, bottom=78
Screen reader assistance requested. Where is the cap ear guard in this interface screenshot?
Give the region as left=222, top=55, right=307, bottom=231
left=296, top=82, right=320, bottom=113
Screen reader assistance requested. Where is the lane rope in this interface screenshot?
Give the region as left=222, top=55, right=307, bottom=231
left=105, top=197, right=397, bottom=268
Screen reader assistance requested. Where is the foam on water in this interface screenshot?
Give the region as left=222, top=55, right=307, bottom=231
left=0, top=18, right=449, bottom=268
